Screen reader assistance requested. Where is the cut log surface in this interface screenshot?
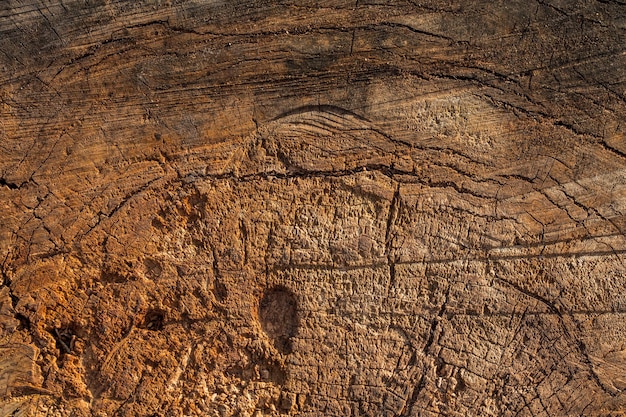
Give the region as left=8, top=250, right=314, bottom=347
left=2, top=1, right=626, bottom=416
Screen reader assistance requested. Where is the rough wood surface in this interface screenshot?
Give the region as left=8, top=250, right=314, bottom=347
left=2, top=1, right=626, bottom=416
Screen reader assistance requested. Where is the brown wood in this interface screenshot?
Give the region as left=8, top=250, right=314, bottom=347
left=2, top=1, right=626, bottom=416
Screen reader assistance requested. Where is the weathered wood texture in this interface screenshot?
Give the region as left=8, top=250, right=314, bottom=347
left=2, top=1, right=626, bottom=416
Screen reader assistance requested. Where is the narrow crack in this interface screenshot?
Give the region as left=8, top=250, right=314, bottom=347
left=497, top=275, right=619, bottom=397
left=0, top=177, right=19, bottom=190
left=398, top=286, right=450, bottom=417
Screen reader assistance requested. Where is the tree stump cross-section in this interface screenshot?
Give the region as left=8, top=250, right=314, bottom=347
left=2, top=1, right=626, bottom=416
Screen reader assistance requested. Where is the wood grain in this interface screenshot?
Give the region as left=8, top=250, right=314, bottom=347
left=2, top=1, right=626, bottom=416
